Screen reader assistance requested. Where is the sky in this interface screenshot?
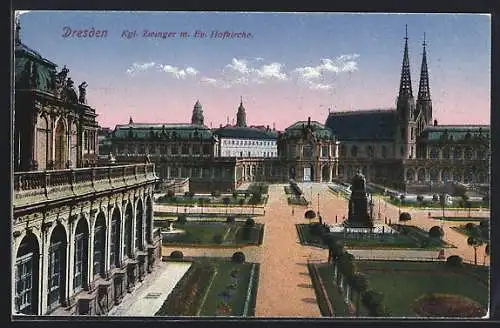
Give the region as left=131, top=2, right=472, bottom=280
left=15, top=11, right=491, bottom=130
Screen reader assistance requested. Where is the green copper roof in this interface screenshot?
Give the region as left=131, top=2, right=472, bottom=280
left=15, top=40, right=58, bottom=92
left=422, top=125, right=490, bottom=141
left=112, top=123, right=215, bottom=141
left=285, top=120, right=336, bottom=139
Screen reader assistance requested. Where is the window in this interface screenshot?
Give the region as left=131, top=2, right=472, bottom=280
left=48, top=242, right=63, bottom=308
left=192, top=144, right=200, bottom=155
left=191, top=167, right=200, bottom=177
left=381, top=145, right=387, bottom=158
left=73, top=233, right=86, bottom=292
left=110, top=217, right=120, bottom=268
left=400, top=147, right=404, bottom=156
left=202, top=144, right=211, bottom=155
left=240, top=152, right=243, bottom=157
left=411, top=127, right=414, bottom=140
left=138, top=144, right=145, bottom=154
left=401, top=128, right=405, bottom=139
left=430, top=147, right=439, bottom=159
left=453, top=147, right=462, bottom=159
left=15, top=254, right=34, bottom=313
left=464, top=148, right=473, bottom=160
left=340, top=145, right=346, bottom=157
left=171, top=145, right=178, bottom=155
left=321, top=146, right=329, bottom=158
left=442, top=147, right=450, bottom=159
left=351, top=146, right=358, bottom=158
left=181, top=144, right=189, bottom=155
left=93, top=226, right=105, bottom=278
left=366, top=145, right=374, bottom=158
left=148, top=144, right=155, bottom=154
left=303, top=145, right=314, bottom=158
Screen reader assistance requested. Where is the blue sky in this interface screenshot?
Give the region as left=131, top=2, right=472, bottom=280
left=16, top=11, right=491, bottom=129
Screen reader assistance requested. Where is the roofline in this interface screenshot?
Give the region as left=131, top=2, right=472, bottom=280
left=327, top=108, right=396, bottom=116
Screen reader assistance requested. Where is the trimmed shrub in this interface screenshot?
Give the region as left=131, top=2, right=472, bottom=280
left=309, top=222, right=323, bottom=236
left=176, top=215, right=187, bottom=224
left=231, top=251, right=245, bottom=263
left=465, top=222, right=476, bottom=231
left=226, top=216, right=236, bottom=223
left=213, top=234, right=223, bottom=244
left=432, top=194, right=439, bottom=202
left=429, top=225, right=444, bottom=239
left=245, top=218, right=255, bottom=227
left=479, top=220, right=489, bottom=229
left=170, top=250, right=184, bottom=260
left=166, top=189, right=175, bottom=198
left=416, top=195, right=424, bottom=202
left=232, top=191, right=239, bottom=199
left=446, top=255, right=463, bottom=268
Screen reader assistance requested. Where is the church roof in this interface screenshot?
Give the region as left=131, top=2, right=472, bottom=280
left=325, top=109, right=397, bottom=141
left=112, top=122, right=214, bottom=140
left=213, top=126, right=278, bottom=140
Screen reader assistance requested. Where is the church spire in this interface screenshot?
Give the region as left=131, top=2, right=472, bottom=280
left=417, top=32, right=431, bottom=102
left=398, top=24, right=413, bottom=99
left=236, top=96, right=247, bottom=127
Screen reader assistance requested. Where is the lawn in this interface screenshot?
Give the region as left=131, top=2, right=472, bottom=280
left=156, top=259, right=259, bottom=316
left=384, top=197, right=490, bottom=210
left=288, top=196, right=309, bottom=206
left=296, top=224, right=445, bottom=249
left=159, top=221, right=264, bottom=246
left=313, top=264, right=355, bottom=317
left=355, top=260, right=489, bottom=317
left=391, top=224, right=452, bottom=248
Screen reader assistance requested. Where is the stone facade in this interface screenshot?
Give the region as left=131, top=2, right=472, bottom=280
left=12, top=164, right=161, bottom=315
left=325, top=29, right=490, bottom=192
left=14, top=23, right=98, bottom=171
left=278, top=117, right=340, bottom=183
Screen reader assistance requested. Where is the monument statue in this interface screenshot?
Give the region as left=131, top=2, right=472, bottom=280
left=78, top=81, right=88, bottom=104
left=346, top=170, right=374, bottom=228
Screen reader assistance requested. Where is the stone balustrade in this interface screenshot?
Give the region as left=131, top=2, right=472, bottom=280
left=14, top=164, right=157, bottom=208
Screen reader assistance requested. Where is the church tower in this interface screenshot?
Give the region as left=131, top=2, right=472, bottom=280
left=415, top=33, right=433, bottom=134
left=236, top=97, right=247, bottom=127
left=191, top=99, right=204, bottom=125
left=395, top=25, right=417, bottom=159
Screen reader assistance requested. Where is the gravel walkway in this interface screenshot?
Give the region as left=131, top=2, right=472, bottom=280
left=108, top=262, right=191, bottom=317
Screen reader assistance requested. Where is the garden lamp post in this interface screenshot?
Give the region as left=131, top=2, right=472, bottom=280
left=317, top=193, right=320, bottom=217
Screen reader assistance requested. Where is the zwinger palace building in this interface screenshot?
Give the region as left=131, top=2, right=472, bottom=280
left=13, top=21, right=161, bottom=316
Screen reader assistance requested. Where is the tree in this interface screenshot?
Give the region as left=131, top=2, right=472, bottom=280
left=484, top=243, right=489, bottom=265
left=362, top=290, right=385, bottom=316
left=416, top=195, right=424, bottom=202
left=399, top=212, right=411, bottom=225
left=304, top=210, right=316, bottom=224
left=338, top=252, right=356, bottom=302
left=350, top=272, right=369, bottom=317
left=429, top=226, right=444, bottom=239
left=467, top=236, right=484, bottom=265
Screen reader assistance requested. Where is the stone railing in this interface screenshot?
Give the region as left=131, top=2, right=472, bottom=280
left=14, top=164, right=157, bottom=208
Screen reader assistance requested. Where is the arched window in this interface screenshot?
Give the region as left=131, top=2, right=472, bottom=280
left=73, top=218, right=89, bottom=292
left=124, top=203, right=133, bottom=258
left=135, top=199, right=144, bottom=251
left=15, top=233, right=40, bottom=314
left=453, top=147, right=462, bottom=159
left=47, top=224, right=67, bottom=310
left=146, top=197, right=153, bottom=244
left=110, top=209, right=121, bottom=268
left=340, top=145, right=346, bottom=157
left=366, top=145, right=374, bottom=158
left=93, top=213, right=106, bottom=278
